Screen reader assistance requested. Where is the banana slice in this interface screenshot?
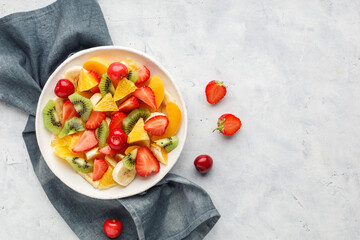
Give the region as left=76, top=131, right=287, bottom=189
left=105, top=155, right=118, bottom=168
left=63, top=66, right=82, bottom=89
left=77, top=172, right=99, bottom=189
left=146, top=112, right=166, bottom=122
left=90, top=93, right=102, bottom=108
left=105, top=117, right=111, bottom=126
left=112, top=161, right=136, bottom=186
left=53, top=97, right=63, bottom=123
left=85, top=147, right=102, bottom=161
left=162, top=89, right=176, bottom=105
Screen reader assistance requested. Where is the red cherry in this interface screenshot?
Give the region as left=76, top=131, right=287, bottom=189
left=54, top=79, right=74, bottom=98
left=107, top=62, right=128, bottom=83
left=194, top=155, right=213, bottom=173
left=107, top=128, right=127, bottom=151
left=103, top=219, right=123, bottom=238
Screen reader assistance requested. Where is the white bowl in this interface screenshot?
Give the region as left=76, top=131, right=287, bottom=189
left=35, top=46, right=187, bottom=199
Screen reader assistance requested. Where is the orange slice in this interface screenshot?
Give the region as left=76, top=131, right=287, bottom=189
left=54, top=146, right=85, bottom=160
left=147, top=75, right=164, bottom=109
left=83, top=57, right=110, bottom=76
left=77, top=69, right=99, bottom=92
left=68, top=132, right=84, bottom=152
left=125, top=146, right=140, bottom=155
left=94, top=93, right=118, bottom=111
left=98, top=165, right=118, bottom=190
left=113, top=78, right=137, bottom=101
left=127, top=118, right=149, bottom=144
left=152, top=102, right=181, bottom=141
left=118, top=58, right=139, bottom=71
left=150, top=143, right=168, bottom=164
left=51, top=135, right=73, bottom=147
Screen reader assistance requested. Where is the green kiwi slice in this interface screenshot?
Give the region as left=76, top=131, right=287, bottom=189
left=99, top=73, right=115, bottom=97
left=68, top=92, right=93, bottom=121
left=58, top=117, right=85, bottom=138
left=42, top=99, right=62, bottom=134
left=122, top=148, right=138, bottom=170
left=65, top=156, right=94, bottom=173
left=123, top=108, right=151, bottom=134
left=127, top=71, right=139, bottom=83
left=95, top=120, right=109, bottom=148
left=154, top=136, right=179, bottom=152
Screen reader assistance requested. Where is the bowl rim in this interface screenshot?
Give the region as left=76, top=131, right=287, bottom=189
left=35, top=46, right=188, bottom=199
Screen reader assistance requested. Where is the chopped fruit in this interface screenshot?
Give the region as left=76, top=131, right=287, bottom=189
left=66, top=156, right=94, bottom=173
left=126, top=71, right=138, bottom=83
left=53, top=145, right=85, bottom=160
left=88, top=71, right=101, bottom=93
left=135, top=147, right=160, bottom=177
left=136, top=65, right=150, bottom=84
left=77, top=91, right=94, bottom=99
left=58, top=117, right=85, bottom=138
left=109, top=112, right=127, bottom=131
left=205, top=80, right=227, bottom=104
left=95, top=120, right=109, bottom=148
left=104, top=155, right=118, bottom=168
left=77, top=69, right=99, bottom=92
left=54, top=79, right=75, bottom=98
left=43, top=99, right=62, bottom=134
left=122, top=148, right=138, bottom=170
left=152, top=102, right=181, bottom=140
left=107, top=128, right=127, bottom=151
left=118, top=96, right=139, bottom=112
left=51, top=135, right=73, bottom=147
left=103, top=219, right=123, bottom=239
left=112, top=161, right=136, bottom=186
left=147, top=75, right=164, bottom=109
left=99, top=145, right=117, bottom=155
left=94, top=93, right=118, bottom=111
left=85, top=147, right=102, bottom=161
left=154, top=136, right=179, bottom=152
left=83, top=57, right=110, bottom=76
left=99, top=73, right=115, bottom=97
left=119, top=58, right=139, bottom=71
left=68, top=92, right=93, bottom=121
left=54, top=98, right=63, bottom=124
left=125, top=146, right=140, bottom=155
left=194, top=155, right=213, bottom=173
left=62, top=99, right=79, bottom=125
left=132, top=86, right=157, bottom=109
left=85, top=111, right=106, bottom=129
left=127, top=118, right=150, bottom=144
left=98, top=165, right=118, bottom=189
left=72, top=130, right=98, bottom=153
left=68, top=132, right=83, bottom=152
left=144, top=115, right=169, bottom=136
left=93, top=159, right=109, bottom=181
left=213, top=114, right=241, bottom=136
left=113, top=78, right=137, bottom=101
left=123, top=108, right=151, bottom=134
left=90, top=93, right=102, bottom=108
left=150, top=144, right=168, bottom=164
left=107, top=62, right=128, bottom=85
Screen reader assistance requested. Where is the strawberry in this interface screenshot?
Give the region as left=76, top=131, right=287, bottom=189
left=93, top=159, right=109, bottom=181
left=62, top=99, right=79, bottom=125
left=85, top=111, right=106, bottom=130
left=72, top=130, right=98, bottom=153
left=135, top=147, right=160, bottom=177
left=213, top=114, right=241, bottom=136
left=205, top=80, right=227, bottom=104
left=118, top=96, right=139, bottom=112
left=109, top=112, right=127, bottom=132
left=144, top=115, right=169, bottom=136
left=132, top=86, right=157, bottom=109
left=136, top=65, right=150, bottom=84
left=89, top=70, right=101, bottom=93
left=99, top=145, right=117, bottom=155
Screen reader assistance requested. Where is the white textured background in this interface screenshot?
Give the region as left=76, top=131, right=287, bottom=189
left=1, top=0, right=360, bottom=239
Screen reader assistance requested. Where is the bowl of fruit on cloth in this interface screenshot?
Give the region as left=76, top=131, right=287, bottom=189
left=35, top=46, right=187, bottom=199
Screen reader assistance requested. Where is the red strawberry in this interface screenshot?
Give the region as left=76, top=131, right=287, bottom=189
left=62, top=99, right=79, bottom=125
left=118, top=96, right=139, bottom=112
left=213, top=114, right=241, bottom=136
left=89, top=70, right=101, bottom=93
left=93, top=159, right=109, bottom=181
left=72, top=130, right=98, bottom=153
left=85, top=111, right=106, bottom=130
left=136, top=65, right=150, bottom=84
left=135, top=147, right=160, bottom=177
left=144, top=115, right=169, bottom=136
left=109, top=112, right=127, bottom=132
left=205, top=80, right=227, bottom=104
left=132, top=86, right=157, bottom=109
left=99, top=145, right=117, bottom=155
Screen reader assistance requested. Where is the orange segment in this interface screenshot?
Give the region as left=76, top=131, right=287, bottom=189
left=54, top=146, right=85, bottom=160
left=83, top=57, right=110, bottom=76
left=152, top=102, right=181, bottom=141
left=98, top=165, right=118, bottom=190
left=94, top=93, right=118, bottom=111
left=118, top=58, right=139, bottom=71
left=147, top=75, right=164, bottom=109
left=51, top=135, right=73, bottom=147
left=150, top=143, right=168, bottom=164
left=77, top=69, right=99, bottom=92
left=68, top=132, right=84, bottom=152
left=125, top=146, right=140, bottom=155
left=113, top=78, right=137, bottom=101
left=127, top=118, right=149, bottom=144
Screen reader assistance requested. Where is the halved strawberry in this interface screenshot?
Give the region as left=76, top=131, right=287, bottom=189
left=72, top=130, right=98, bottom=153
left=109, top=112, right=127, bottom=132
left=144, top=115, right=169, bottom=136
left=89, top=70, right=101, bottom=93
left=62, top=99, right=79, bottom=125
left=99, top=145, right=117, bottom=155
left=213, top=114, right=241, bottom=136
left=132, top=86, right=157, bottom=109
left=118, top=96, right=139, bottom=112
left=205, top=80, right=227, bottom=104
left=136, top=65, right=150, bottom=84
left=85, top=111, right=106, bottom=130
left=93, top=159, right=109, bottom=181
left=135, top=147, right=160, bottom=177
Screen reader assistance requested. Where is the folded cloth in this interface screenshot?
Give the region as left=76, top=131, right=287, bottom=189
left=0, top=0, right=220, bottom=239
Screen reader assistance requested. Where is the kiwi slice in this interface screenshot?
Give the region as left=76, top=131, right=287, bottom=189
left=42, top=99, right=62, bottom=134
left=95, top=120, right=109, bottom=148
left=123, top=148, right=138, bottom=170
left=65, top=155, right=94, bottom=173
left=68, top=92, right=93, bottom=121
left=154, top=136, right=179, bottom=152
left=127, top=71, right=138, bottom=83
left=58, top=117, right=85, bottom=138
left=99, top=73, right=115, bottom=97
left=123, top=108, right=151, bottom=134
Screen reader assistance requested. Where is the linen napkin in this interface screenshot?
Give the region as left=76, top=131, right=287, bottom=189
left=0, top=0, right=220, bottom=239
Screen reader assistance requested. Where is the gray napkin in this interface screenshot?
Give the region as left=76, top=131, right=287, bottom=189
left=0, top=0, right=220, bottom=239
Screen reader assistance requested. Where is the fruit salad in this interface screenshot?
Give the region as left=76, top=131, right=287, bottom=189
left=42, top=57, right=182, bottom=190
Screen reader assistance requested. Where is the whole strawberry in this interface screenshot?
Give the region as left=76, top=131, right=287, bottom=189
left=205, top=80, right=227, bottom=104
left=213, top=114, right=241, bottom=135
